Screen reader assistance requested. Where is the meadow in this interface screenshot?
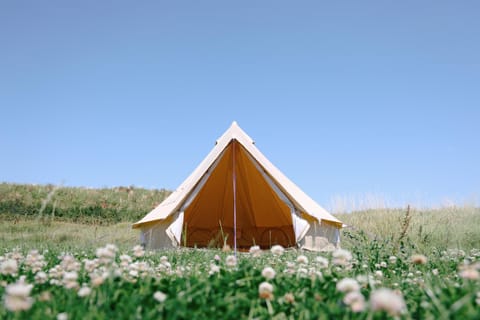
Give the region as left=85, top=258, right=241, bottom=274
left=0, top=183, right=479, bottom=319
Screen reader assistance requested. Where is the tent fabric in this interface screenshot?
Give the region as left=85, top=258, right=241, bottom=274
left=133, top=121, right=343, bottom=249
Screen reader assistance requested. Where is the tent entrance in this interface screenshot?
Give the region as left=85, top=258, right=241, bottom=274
left=182, top=140, right=296, bottom=249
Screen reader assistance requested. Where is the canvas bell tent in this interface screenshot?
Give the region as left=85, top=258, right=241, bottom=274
left=133, top=122, right=343, bottom=250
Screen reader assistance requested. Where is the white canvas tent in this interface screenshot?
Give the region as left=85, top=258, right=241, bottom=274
left=133, top=122, right=343, bottom=250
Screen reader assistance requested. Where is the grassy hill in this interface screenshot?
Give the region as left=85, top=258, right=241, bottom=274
left=1, top=183, right=479, bottom=251
left=0, top=183, right=170, bottom=224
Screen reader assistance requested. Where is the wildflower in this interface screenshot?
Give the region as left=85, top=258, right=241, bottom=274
left=336, top=278, right=360, bottom=293
left=344, top=291, right=365, bottom=312
left=96, top=247, right=116, bottom=264
left=38, top=291, right=52, bottom=302
left=57, top=312, right=68, bottom=320
left=225, top=255, right=237, bottom=268
left=258, top=282, right=274, bottom=300
left=154, top=291, right=167, bottom=303
left=35, top=271, right=48, bottom=284
left=297, top=267, right=308, bottom=277
left=213, top=255, right=220, bottom=262
left=315, top=256, right=329, bottom=269
left=25, top=250, right=46, bottom=273
left=261, top=267, right=276, bottom=280
left=375, top=270, right=383, bottom=278
left=380, top=261, right=387, bottom=268
left=120, top=254, right=132, bottom=267
left=160, top=256, right=169, bottom=264
left=78, top=285, right=92, bottom=297
left=297, top=255, right=308, bottom=265
left=249, top=245, right=261, bottom=257
left=209, top=264, right=220, bottom=275
left=271, top=245, right=285, bottom=256
left=1, top=259, right=18, bottom=276
left=432, top=269, right=439, bottom=276
left=60, top=254, right=80, bottom=272
left=284, top=292, right=295, bottom=304
left=459, top=268, right=479, bottom=280
left=388, top=256, right=397, bottom=264
left=3, top=280, right=34, bottom=312
left=62, top=271, right=79, bottom=289
left=370, top=288, right=406, bottom=316
left=411, top=254, right=428, bottom=265
left=90, top=273, right=106, bottom=287
left=83, top=259, right=98, bottom=273
left=332, top=249, right=352, bottom=266
left=132, top=245, right=145, bottom=258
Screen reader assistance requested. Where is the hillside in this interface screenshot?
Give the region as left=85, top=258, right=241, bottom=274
left=0, top=183, right=170, bottom=224
left=1, top=183, right=479, bottom=250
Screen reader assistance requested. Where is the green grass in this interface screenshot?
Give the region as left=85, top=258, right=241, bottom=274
left=0, top=183, right=479, bottom=319
left=337, top=206, right=480, bottom=251
left=0, top=183, right=170, bottom=224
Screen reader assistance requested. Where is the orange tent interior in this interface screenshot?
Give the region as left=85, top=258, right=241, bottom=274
left=183, top=140, right=295, bottom=248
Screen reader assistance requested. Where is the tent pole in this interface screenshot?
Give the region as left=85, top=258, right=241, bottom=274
left=232, top=140, right=237, bottom=256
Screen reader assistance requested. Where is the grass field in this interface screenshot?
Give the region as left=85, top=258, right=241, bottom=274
left=0, top=183, right=479, bottom=318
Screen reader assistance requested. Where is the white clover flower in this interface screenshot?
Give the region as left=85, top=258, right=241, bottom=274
left=105, top=244, right=118, bottom=254
left=83, top=259, right=98, bottom=273
left=271, top=245, right=285, bottom=256
left=258, top=282, right=274, bottom=300
left=62, top=271, right=79, bottom=289
left=375, top=270, right=383, bottom=278
left=78, top=285, right=92, bottom=297
left=35, top=271, right=48, bottom=284
left=213, top=255, right=220, bottom=262
left=90, top=273, right=106, bottom=287
left=380, top=261, right=387, bottom=268
left=315, top=256, right=329, bottom=269
left=343, top=291, right=365, bottom=312
left=284, top=292, right=295, bottom=304
left=261, top=267, right=276, bottom=280
left=120, top=254, right=132, bottom=267
left=249, top=245, right=261, bottom=257
left=432, top=269, right=439, bottom=276
left=0, top=259, right=18, bottom=276
left=3, top=280, right=34, bottom=312
left=389, top=256, right=397, bottom=264
left=336, top=278, right=360, bottom=293
left=96, top=247, right=116, bottom=264
left=132, top=245, right=145, bottom=258
left=459, top=268, right=479, bottom=280
left=6, top=248, right=24, bottom=262
left=25, top=250, right=46, bottom=273
left=61, top=254, right=80, bottom=272
left=209, top=264, right=220, bottom=275
left=57, top=312, right=68, bottom=320
left=411, top=254, right=428, bottom=265
left=160, top=256, right=169, bottom=264
left=356, top=274, right=370, bottom=286
left=370, top=288, right=406, bottom=316
left=129, top=270, right=139, bottom=278
left=332, top=249, right=352, bottom=266
left=225, top=255, right=237, bottom=268
left=297, top=267, right=308, bottom=276
left=297, top=255, right=308, bottom=265
left=154, top=291, right=167, bottom=303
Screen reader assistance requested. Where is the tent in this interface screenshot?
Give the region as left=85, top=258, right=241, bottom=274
left=133, top=122, right=343, bottom=250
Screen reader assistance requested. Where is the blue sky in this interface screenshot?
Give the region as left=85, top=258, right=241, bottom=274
left=1, top=1, right=479, bottom=211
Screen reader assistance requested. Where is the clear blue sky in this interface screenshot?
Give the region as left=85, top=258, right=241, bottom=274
left=1, top=1, right=479, bottom=211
